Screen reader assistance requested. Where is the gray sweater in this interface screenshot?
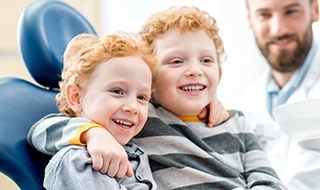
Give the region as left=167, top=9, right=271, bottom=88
left=44, top=144, right=156, bottom=190
left=28, top=102, right=286, bottom=189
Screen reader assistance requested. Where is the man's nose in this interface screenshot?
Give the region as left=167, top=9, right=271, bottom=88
left=269, top=14, right=289, bottom=37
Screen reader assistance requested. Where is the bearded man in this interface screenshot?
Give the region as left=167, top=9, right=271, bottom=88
left=237, top=0, right=320, bottom=189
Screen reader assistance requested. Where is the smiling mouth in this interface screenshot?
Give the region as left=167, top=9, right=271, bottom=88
left=180, top=85, right=205, bottom=92
left=270, top=39, right=292, bottom=46
left=269, top=35, right=294, bottom=46
left=113, top=119, right=133, bottom=129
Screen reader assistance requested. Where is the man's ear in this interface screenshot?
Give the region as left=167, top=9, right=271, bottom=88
left=66, top=84, right=82, bottom=113
left=246, top=0, right=253, bottom=28
left=312, top=0, right=319, bottom=22
left=247, top=12, right=253, bottom=29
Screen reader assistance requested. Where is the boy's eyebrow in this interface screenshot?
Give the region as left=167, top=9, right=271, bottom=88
left=108, top=80, right=152, bottom=90
left=103, top=80, right=130, bottom=87
left=164, top=47, right=217, bottom=54
left=110, top=80, right=134, bottom=85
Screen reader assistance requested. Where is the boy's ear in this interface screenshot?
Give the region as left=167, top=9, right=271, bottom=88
left=66, top=84, right=83, bottom=113
left=218, top=70, right=222, bottom=83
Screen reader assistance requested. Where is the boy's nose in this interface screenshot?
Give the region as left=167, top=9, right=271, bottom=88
left=185, top=63, right=203, bottom=77
left=122, top=100, right=139, bottom=115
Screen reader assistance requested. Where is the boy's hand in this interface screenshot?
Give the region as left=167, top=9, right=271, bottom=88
left=199, top=98, right=229, bottom=127
left=83, top=127, right=134, bottom=178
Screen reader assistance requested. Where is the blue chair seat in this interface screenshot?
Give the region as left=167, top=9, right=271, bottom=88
left=0, top=0, right=97, bottom=189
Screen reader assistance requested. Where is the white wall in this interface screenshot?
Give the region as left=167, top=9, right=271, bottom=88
left=100, top=0, right=320, bottom=109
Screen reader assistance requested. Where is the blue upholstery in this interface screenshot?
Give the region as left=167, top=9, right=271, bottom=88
left=0, top=0, right=96, bottom=189
left=19, top=0, right=97, bottom=88
left=0, top=77, right=57, bottom=190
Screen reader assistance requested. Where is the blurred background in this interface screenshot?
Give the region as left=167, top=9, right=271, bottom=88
left=1, top=0, right=320, bottom=189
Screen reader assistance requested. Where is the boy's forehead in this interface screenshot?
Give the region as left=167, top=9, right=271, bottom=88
left=153, top=29, right=218, bottom=57
left=95, top=56, right=150, bottom=76
left=91, top=57, right=152, bottom=91
left=155, top=28, right=214, bottom=45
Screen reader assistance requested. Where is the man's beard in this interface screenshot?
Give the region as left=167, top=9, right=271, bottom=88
left=256, top=28, right=312, bottom=73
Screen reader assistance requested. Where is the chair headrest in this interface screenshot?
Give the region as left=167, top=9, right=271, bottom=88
left=18, top=0, right=97, bottom=89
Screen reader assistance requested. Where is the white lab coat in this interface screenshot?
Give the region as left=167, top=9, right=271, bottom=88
left=237, top=42, right=320, bottom=190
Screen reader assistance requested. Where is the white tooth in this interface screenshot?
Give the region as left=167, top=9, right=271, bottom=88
left=115, top=119, right=132, bottom=126
left=182, top=85, right=204, bottom=91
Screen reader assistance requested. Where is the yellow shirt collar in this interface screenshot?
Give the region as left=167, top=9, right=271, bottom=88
left=178, top=115, right=207, bottom=123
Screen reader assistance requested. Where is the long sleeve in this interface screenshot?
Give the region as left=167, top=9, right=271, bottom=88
left=27, top=113, right=95, bottom=155
left=44, top=145, right=155, bottom=190
left=131, top=104, right=287, bottom=189
left=240, top=117, right=286, bottom=189
left=44, top=146, right=124, bottom=190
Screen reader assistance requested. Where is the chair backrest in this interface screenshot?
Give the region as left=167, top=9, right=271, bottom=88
left=0, top=0, right=97, bottom=189
left=0, top=77, right=57, bottom=190
left=19, top=0, right=97, bottom=88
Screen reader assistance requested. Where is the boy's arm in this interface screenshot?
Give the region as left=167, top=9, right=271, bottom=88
left=198, top=97, right=229, bottom=127
left=45, top=146, right=127, bottom=190
left=27, top=113, right=92, bottom=155
left=82, top=126, right=134, bottom=177
left=27, top=113, right=133, bottom=178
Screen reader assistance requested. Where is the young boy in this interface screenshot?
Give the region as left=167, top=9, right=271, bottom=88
left=30, top=33, right=157, bottom=189
left=28, top=6, right=286, bottom=189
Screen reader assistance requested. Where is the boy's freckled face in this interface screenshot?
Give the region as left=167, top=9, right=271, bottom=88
left=77, top=56, right=152, bottom=145
left=153, top=29, right=221, bottom=116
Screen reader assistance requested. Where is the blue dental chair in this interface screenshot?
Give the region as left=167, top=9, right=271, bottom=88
left=0, top=0, right=96, bottom=189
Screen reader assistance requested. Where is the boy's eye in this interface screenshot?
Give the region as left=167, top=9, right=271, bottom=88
left=111, top=88, right=124, bottom=95
left=137, top=95, right=149, bottom=101
left=171, top=59, right=183, bottom=64
left=201, top=58, right=213, bottom=63
left=201, top=57, right=215, bottom=65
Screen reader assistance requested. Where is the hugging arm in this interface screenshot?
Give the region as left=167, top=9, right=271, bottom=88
left=27, top=113, right=91, bottom=154
left=198, top=97, right=230, bottom=127
left=27, top=113, right=133, bottom=178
